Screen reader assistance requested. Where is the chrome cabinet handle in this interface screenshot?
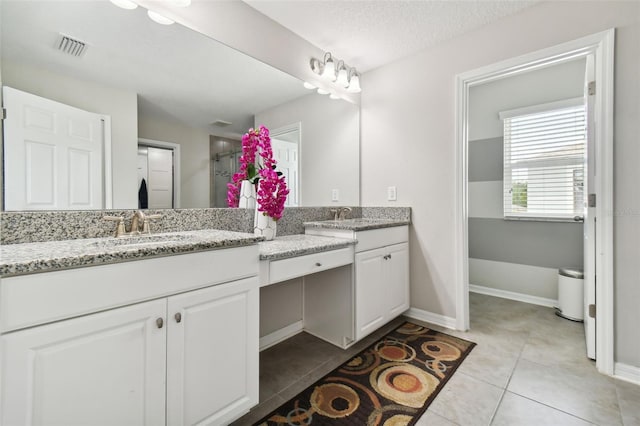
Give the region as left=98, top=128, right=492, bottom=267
left=315, top=262, right=322, bottom=267
left=156, top=318, right=164, bottom=329
left=574, top=216, right=584, bottom=222
left=175, top=312, right=182, bottom=323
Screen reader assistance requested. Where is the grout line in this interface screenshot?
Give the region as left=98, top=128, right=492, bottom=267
left=504, top=391, right=599, bottom=425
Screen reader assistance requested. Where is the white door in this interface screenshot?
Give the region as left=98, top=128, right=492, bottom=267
left=583, top=55, right=596, bottom=360
left=355, top=247, right=387, bottom=340
left=166, top=277, right=259, bottom=426
left=1, top=299, right=167, bottom=426
left=271, top=138, right=299, bottom=207
left=147, top=146, right=173, bottom=208
left=3, top=86, right=106, bottom=210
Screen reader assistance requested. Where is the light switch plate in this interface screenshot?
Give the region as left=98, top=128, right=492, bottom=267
left=332, top=189, right=339, bottom=202
left=387, top=186, right=397, bottom=201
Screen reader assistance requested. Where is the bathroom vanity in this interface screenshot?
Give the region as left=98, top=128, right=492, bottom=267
left=0, top=231, right=262, bottom=426
left=0, top=214, right=410, bottom=425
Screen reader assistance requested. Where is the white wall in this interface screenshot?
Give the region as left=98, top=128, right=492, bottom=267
left=1, top=60, right=138, bottom=209
left=255, top=93, right=360, bottom=206
left=361, top=1, right=640, bottom=368
left=138, top=112, right=210, bottom=209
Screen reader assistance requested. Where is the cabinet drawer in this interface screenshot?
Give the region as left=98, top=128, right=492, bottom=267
left=355, top=226, right=408, bottom=252
left=1, top=245, right=259, bottom=333
left=268, top=247, right=353, bottom=285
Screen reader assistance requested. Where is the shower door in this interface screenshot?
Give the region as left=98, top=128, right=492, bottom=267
left=212, top=151, right=241, bottom=207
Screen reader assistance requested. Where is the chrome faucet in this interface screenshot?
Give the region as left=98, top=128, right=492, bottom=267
left=103, top=211, right=162, bottom=237
left=338, top=207, right=352, bottom=220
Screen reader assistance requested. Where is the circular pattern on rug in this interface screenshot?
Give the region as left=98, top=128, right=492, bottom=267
left=370, top=363, right=438, bottom=408
left=396, top=323, right=428, bottom=335
left=340, top=350, right=379, bottom=374
left=421, top=341, right=461, bottom=361
left=310, top=383, right=360, bottom=418
left=285, top=406, right=313, bottom=425
left=383, top=414, right=413, bottom=426
left=375, top=339, right=416, bottom=362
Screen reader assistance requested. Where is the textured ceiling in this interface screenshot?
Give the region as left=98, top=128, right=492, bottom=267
left=244, top=0, right=539, bottom=72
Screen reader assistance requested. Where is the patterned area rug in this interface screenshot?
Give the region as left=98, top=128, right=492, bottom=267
left=254, top=322, right=476, bottom=425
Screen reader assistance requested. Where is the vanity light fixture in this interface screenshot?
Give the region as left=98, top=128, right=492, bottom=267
left=321, top=52, right=337, bottom=81
left=309, top=52, right=361, bottom=94
left=109, top=0, right=138, bottom=9
left=147, top=10, right=175, bottom=25
left=335, top=61, right=349, bottom=88
left=347, top=68, right=361, bottom=93
left=329, top=93, right=341, bottom=100
left=303, top=82, right=316, bottom=90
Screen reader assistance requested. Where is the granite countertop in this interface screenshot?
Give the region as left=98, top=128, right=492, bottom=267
left=303, top=218, right=410, bottom=231
left=0, top=230, right=263, bottom=277
left=259, top=234, right=356, bottom=261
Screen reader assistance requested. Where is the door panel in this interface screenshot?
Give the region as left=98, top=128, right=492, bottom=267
left=355, top=247, right=386, bottom=340
left=3, top=86, right=105, bottom=210
left=385, top=243, right=410, bottom=318
left=166, top=277, right=259, bottom=426
left=584, top=54, right=596, bottom=360
left=147, top=146, right=173, bottom=209
left=1, top=299, right=167, bottom=426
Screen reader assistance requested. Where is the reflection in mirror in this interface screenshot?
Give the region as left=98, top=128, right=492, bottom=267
left=0, top=0, right=360, bottom=211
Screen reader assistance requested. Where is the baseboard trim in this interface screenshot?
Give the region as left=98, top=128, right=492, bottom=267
left=259, top=320, right=304, bottom=351
left=405, top=307, right=457, bottom=330
left=470, top=284, right=558, bottom=308
left=614, top=362, right=640, bottom=385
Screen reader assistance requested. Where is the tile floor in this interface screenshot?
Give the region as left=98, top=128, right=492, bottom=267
left=233, top=293, right=640, bottom=425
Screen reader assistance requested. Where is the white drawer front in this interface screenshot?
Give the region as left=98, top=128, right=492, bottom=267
left=355, top=226, right=408, bottom=253
left=1, top=245, right=259, bottom=333
left=268, top=247, right=353, bottom=285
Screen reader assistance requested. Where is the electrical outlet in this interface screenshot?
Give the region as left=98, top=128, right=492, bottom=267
left=332, top=189, right=339, bottom=202
left=387, top=186, right=397, bottom=201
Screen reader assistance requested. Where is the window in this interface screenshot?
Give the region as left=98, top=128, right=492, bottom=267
left=500, top=98, right=586, bottom=221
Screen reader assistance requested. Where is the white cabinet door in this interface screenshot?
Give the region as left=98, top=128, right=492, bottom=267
left=355, top=242, right=410, bottom=341
left=355, top=246, right=387, bottom=340
left=385, top=243, right=410, bottom=318
left=1, top=299, right=167, bottom=426
left=166, top=277, right=259, bottom=426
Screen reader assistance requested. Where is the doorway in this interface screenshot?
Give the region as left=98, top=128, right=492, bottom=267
left=455, top=30, right=615, bottom=374
left=138, top=138, right=180, bottom=209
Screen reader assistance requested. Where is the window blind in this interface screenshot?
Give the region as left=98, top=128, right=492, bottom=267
left=501, top=98, right=586, bottom=220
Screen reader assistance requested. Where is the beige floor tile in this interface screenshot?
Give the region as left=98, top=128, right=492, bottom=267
left=429, top=372, right=504, bottom=426
left=615, top=379, right=640, bottom=426
left=492, top=391, right=593, bottom=425
left=415, top=409, right=460, bottom=425
left=508, top=358, right=623, bottom=425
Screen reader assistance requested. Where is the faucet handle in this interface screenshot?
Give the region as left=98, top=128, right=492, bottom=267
left=103, top=216, right=125, bottom=237
left=141, top=214, right=162, bottom=234
left=338, top=207, right=352, bottom=220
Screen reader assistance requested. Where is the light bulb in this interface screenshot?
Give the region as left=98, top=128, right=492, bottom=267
left=336, top=67, right=349, bottom=88
left=329, top=93, right=340, bottom=100
left=147, top=10, right=175, bottom=25
left=347, top=74, right=361, bottom=93
left=110, top=0, right=138, bottom=9
left=322, top=57, right=336, bottom=81
left=303, top=82, right=316, bottom=90
left=317, top=88, right=330, bottom=95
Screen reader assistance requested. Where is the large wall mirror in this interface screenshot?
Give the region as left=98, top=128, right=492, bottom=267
left=0, top=0, right=360, bottom=211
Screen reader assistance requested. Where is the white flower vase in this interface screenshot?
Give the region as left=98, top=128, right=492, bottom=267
left=254, top=209, right=277, bottom=240
left=238, top=180, right=256, bottom=209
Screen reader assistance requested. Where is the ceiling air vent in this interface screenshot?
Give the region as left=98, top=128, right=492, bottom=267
left=56, top=33, right=88, bottom=57
left=212, top=120, right=232, bottom=127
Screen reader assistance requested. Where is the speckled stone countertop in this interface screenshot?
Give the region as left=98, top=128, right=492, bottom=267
left=303, top=218, right=410, bottom=231
left=259, top=234, right=356, bottom=261
left=0, top=230, right=263, bottom=277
